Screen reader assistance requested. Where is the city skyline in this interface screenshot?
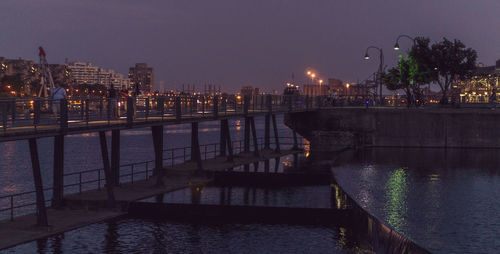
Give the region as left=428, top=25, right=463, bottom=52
left=1, top=0, right=499, bottom=93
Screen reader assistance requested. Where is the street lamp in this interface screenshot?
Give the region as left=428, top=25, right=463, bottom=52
left=364, top=46, right=384, bottom=104
left=394, top=34, right=415, bottom=50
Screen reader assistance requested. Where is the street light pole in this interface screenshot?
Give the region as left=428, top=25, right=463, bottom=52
left=364, top=46, right=384, bottom=105
left=393, top=34, right=415, bottom=51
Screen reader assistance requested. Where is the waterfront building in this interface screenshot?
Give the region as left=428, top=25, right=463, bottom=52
left=129, top=63, right=154, bottom=95
left=67, top=62, right=129, bottom=90
left=457, top=59, right=500, bottom=103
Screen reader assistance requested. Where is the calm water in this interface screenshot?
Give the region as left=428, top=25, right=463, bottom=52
left=0, top=116, right=296, bottom=218
left=333, top=148, right=500, bottom=254
left=2, top=184, right=359, bottom=254
left=3, top=218, right=351, bottom=254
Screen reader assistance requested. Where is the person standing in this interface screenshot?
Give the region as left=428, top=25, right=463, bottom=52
left=51, top=83, right=67, bottom=118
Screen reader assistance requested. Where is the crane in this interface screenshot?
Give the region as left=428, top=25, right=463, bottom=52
left=37, top=47, right=55, bottom=98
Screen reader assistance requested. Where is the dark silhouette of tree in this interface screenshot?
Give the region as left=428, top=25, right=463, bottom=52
left=431, top=38, right=477, bottom=104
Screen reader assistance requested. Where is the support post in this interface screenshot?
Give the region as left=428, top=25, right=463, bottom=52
left=244, top=117, right=250, bottom=153
left=28, top=138, right=49, bottom=226
left=222, top=119, right=234, bottom=162
left=264, top=114, right=270, bottom=150
left=293, top=129, right=299, bottom=150
left=111, top=129, right=120, bottom=186
left=191, top=122, right=203, bottom=171
left=151, top=125, right=164, bottom=186
left=52, top=134, right=64, bottom=208
left=98, top=131, right=116, bottom=208
left=272, top=114, right=280, bottom=153
left=250, top=117, right=259, bottom=156
left=219, top=120, right=227, bottom=157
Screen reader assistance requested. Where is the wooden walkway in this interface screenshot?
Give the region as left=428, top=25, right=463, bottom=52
left=0, top=148, right=301, bottom=251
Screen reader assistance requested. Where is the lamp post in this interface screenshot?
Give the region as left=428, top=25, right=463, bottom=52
left=393, top=34, right=415, bottom=51
left=364, top=46, right=384, bottom=105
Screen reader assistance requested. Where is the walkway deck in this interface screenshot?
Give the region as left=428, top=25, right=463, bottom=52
left=0, top=148, right=301, bottom=251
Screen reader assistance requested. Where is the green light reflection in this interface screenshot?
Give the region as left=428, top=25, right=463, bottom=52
left=384, top=167, right=408, bottom=233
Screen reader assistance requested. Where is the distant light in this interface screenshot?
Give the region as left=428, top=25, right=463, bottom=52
left=364, top=53, right=370, bottom=60
left=394, top=42, right=400, bottom=50
left=346, top=83, right=350, bottom=88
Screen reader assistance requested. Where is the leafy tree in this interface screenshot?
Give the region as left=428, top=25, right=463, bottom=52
left=382, top=55, right=418, bottom=107
left=430, top=38, right=477, bottom=104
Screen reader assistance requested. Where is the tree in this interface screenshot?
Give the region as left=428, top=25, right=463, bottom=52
left=382, top=55, right=418, bottom=107
left=430, top=38, right=477, bottom=104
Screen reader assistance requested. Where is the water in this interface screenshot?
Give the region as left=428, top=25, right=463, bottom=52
left=0, top=116, right=296, bottom=218
left=2, top=218, right=350, bottom=254
left=333, top=148, right=500, bottom=254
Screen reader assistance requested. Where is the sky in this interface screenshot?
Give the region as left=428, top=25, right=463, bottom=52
left=1, top=0, right=499, bottom=93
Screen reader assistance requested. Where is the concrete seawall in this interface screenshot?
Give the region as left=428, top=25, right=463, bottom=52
left=286, top=108, right=500, bottom=151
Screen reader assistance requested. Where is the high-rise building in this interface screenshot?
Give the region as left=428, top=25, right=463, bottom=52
left=67, top=62, right=129, bottom=89
left=129, top=63, right=154, bottom=95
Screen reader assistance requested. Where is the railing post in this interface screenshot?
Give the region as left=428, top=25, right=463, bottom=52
left=85, top=98, right=90, bottom=124
left=126, top=97, right=135, bottom=127
left=2, top=101, right=8, bottom=133
left=221, top=95, right=227, bottom=114
left=156, top=97, right=164, bottom=120
left=266, top=95, right=272, bottom=113
left=80, top=98, right=85, bottom=120
left=59, top=99, right=68, bottom=131
left=243, top=95, right=250, bottom=115
left=175, top=97, right=181, bottom=122
left=33, top=99, right=41, bottom=126
left=145, top=97, right=150, bottom=120
left=213, top=96, right=219, bottom=119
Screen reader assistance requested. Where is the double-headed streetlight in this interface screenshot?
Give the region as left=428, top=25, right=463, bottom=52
left=364, top=46, right=384, bottom=104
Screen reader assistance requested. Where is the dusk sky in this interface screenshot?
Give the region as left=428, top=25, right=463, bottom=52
left=1, top=0, right=499, bottom=93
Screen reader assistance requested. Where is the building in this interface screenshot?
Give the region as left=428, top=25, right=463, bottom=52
left=129, top=63, right=154, bottom=95
left=67, top=62, right=129, bottom=89
left=457, top=60, right=500, bottom=103
left=302, top=84, right=328, bottom=96
left=241, top=86, right=260, bottom=96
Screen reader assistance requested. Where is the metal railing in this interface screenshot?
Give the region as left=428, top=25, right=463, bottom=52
left=0, top=94, right=331, bottom=138
left=0, top=136, right=306, bottom=221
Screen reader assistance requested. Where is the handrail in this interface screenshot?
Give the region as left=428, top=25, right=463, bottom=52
left=0, top=136, right=306, bottom=221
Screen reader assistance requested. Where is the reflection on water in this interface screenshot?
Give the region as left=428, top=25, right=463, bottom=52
left=384, top=167, right=408, bottom=233
left=333, top=147, right=500, bottom=254
left=3, top=183, right=359, bottom=254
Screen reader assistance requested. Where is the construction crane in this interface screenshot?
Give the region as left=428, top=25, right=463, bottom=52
left=37, top=47, right=55, bottom=98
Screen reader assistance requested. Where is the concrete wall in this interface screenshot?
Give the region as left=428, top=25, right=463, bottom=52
left=286, top=108, right=500, bottom=151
